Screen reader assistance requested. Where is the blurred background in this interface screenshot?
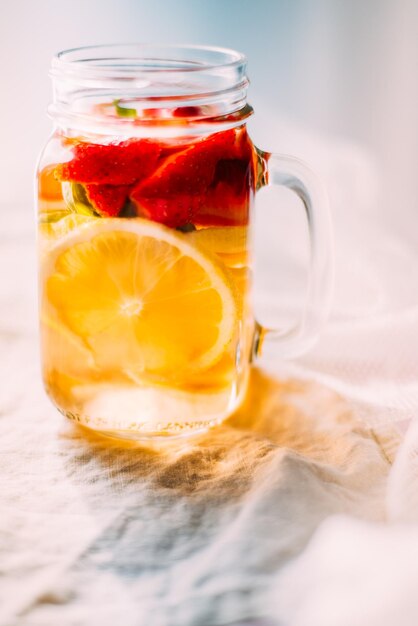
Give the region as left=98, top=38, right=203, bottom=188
left=1, top=0, right=417, bottom=240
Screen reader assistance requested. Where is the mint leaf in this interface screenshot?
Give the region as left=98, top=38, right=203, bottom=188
left=114, top=99, right=137, bottom=118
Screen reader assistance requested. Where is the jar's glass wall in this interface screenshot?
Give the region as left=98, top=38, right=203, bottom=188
left=38, top=126, right=259, bottom=438
left=37, top=45, right=261, bottom=439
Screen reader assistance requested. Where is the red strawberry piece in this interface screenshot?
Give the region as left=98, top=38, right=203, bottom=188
left=158, top=142, right=188, bottom=160
left=172, top=106, right=204, bottom=118
left=134, top=195, right=203, bottom=228
left=201, top=133, right=255, bottom=226
left=55, top=139, right=161, bottom=185
left=196, top=184, right=250, bottom=226
left=130, top=129, right=239, bottom=227
left=84, top=184, right=132, bottom=217
left=196, top=158, right=252, bottom=226
left=132, top=129, right=255, bottom=227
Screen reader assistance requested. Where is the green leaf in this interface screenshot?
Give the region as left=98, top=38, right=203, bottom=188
left=113, top=99, right=137, bottom=118
left=62, top=182, right=98, bottom=216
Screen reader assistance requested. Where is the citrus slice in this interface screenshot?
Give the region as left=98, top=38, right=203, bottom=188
left=39, top=213, right=94, bottom=256
left=40, top=212, right=93, bottom=238
left=41, top=313, right=98, bottom=381
left=188, top=226, right=249, bottom=267
left=42, top=218, right=237, bottom=377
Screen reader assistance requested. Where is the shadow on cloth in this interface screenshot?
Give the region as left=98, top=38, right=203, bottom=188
left=60, top=366, right=390, bottom=512
left=29, top=366, right=393, bottom=625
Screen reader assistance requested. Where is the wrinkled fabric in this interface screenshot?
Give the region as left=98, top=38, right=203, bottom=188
left=0, top=343, right=395, bottom=625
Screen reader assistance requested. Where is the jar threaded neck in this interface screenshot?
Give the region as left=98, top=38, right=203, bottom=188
left=49, top=44, right=252, bottom=137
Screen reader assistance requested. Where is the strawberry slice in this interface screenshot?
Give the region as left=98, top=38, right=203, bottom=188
left=131, top=130, right=238, bottom=226
left=196, top=158, right=252, bottom=226
left=55, top=139, right=161, bottom=185
left=131, top=129, right=254, bottom=227
left=130, top=139, right=211, bottom=227
left=84, top=184, right=132, bottom=217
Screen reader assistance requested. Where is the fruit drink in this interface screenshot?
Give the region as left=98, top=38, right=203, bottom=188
left=38, top=115, right=256, bottom=438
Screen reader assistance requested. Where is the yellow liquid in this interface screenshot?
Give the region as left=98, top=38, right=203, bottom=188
left=37, top=125, right=257, bottom=439
left=39, top=204, right=253, bottom=439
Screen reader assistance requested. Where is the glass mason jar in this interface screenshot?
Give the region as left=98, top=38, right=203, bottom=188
left=37, top=44, right=333, bottom=440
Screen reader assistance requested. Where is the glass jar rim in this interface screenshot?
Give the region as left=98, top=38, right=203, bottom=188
left=49, top=43, right=252, bottom=137
left=51, top=43, right=247, bottom=82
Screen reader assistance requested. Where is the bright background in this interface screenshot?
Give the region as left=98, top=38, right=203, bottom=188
left=1, top=0, right=417, bottom=241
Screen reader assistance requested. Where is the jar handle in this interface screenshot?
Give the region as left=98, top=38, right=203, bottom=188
left=253, top=149, right=334, bottom=359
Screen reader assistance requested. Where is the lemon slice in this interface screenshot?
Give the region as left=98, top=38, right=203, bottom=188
left=41, top=313, right=98, bottom=383
left=188, top=226, right=249, bottom=267
left=189, top=226, right=247, bottom=253
left=40, top=212, right=93, bottom=237
left=42, top=218, right=237, bottom=376
left=39, top=213, right=94, bottom=256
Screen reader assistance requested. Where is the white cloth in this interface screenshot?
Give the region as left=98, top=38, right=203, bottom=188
left=1, top=119, right=418, bottom=625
